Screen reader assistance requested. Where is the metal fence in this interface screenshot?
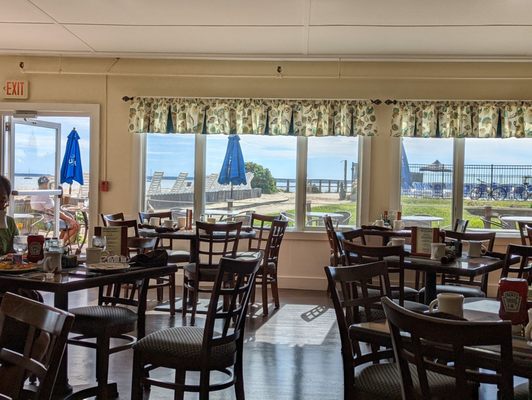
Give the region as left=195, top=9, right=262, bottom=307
left=402, top=163, right=532, bottom=200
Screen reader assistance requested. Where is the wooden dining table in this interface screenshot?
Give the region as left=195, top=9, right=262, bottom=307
left=0, top=264, right=177, bottom=399
left=349, top=298, right=532, bottom=384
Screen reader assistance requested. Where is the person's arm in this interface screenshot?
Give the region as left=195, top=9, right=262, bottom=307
left=4, top=217, right=18, bottom=253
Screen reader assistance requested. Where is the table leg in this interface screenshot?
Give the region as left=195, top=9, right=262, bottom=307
left=53, top=290, right=73, bottom=396
left=424, top=272, right=437, bottom=305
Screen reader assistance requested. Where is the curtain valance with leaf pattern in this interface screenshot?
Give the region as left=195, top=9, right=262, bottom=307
left=128, top=97, right=377, bottom=136
left=390, top=101, right=532, bottom=138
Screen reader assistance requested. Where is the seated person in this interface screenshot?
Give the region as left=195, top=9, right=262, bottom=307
left=0, top=175, right=18, bottom=256
left=30, top=176, right=80, bottom=245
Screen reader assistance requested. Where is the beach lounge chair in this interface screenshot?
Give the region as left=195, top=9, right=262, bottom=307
left=147, top=171, right=164, bottom=195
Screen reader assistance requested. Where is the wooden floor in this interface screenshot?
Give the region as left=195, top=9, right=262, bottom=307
left=49, top=288, right=511, bottom=399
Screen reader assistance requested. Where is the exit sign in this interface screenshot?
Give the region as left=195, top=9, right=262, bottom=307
left=3, top=80, right=28, bottom=99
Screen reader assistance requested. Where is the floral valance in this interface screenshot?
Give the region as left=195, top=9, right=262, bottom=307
left=390, top=101, right=532, bottom=138
left=128, top=97, right=377, bottom=137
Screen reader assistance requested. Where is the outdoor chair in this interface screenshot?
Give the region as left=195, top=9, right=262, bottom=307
left=325, top=263, right=451, bottom=400
left=182, top=221, right=242, bottom=325
left=382, top=297, right=514, bottom=399
left=131, top=255, right=262, bottom=400
left=0, top=292, right=74, bottom=400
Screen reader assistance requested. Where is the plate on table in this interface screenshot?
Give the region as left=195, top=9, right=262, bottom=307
left=86, top=262, right=131, bottom=273
left=0, top=262, right=39, bottom=273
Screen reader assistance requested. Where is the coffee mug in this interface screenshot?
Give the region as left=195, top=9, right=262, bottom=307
left=207, top=217, right=216, bottom=224
left=374, top=219, right=385, bottom=227
left=86, top=247, right=103, bottom=264
left=177, top=216, right=186, bottom=229
left=163, top=220, right=174, bottom=228
left=468, top=240, right=483, bottom=257
left=430, top=243, right=446, bottom=260
left=149, top=217, right=159, bottom=226
left=392, top=220, right=405, bottom=231
left=429, top=293, right=464, bottom=318
left=0, top=210, right=7, bottom=230
left=388, top=238, right=405, bottom=247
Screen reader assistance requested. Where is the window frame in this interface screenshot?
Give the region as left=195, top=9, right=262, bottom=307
left=138, top=133, right=369, bottom=231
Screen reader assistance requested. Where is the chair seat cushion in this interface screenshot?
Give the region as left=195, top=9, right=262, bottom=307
left=134, top=326, right=236, bottom=369
left=184, top=263, right=219, bottom=281
left=167, top=250, right=190, bottom=263
left=419, top=285, right=485, bottom=299
left=357, top=300, right=428, bottom=323
left=69, top=306, right=137, bottom=335
left=356, top=362, right=459, bottom=399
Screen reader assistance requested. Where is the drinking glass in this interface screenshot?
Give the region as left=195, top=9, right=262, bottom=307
left=91, top=235, right=107, bottom=250
left=13, top=235, right=28, bottom=254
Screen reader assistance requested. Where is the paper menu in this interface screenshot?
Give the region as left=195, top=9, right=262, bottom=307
left=101, top=226, right=123, bottom=256
left=411, top=227, right=440, bottom=256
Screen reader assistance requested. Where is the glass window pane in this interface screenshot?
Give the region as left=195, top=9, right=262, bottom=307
left=464, top=138, right=532, bottom=230
left=306, top=137, right=358, bottom=228
left=401, top=138, right=453, bottom=228
left=144, top=134, right=195, bottom=212
left=205, top=135, right=296, bottom=226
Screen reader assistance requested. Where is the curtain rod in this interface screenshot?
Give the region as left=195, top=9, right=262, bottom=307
left=121, top=95, right=396, bottom=104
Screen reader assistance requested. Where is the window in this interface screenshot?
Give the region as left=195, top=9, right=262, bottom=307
left=463, top=138, right=532, bottom=230
left=306, top=136, right=359, bottom=227
left=144, top=134, right=195, bottom=212
left=401, top=138, right=453, bottom=228
left=142, top=134, right=364, bottom=230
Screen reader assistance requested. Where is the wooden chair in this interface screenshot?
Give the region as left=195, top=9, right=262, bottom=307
left=0, top=292, right=74, bottom=400
left=138, top=211, right=190, bottom=263
left=435, top=231, right=496, bottom=298
left=68, top=278, right=151, bottom=399
left=382, top=297, right=514, bottom=400
left=501, top=244, right=532, bottom=284
left=183, top=221, right=242, bottom=325
left=107, top=219, right=175, bottom=315
left=342, top=241, right=421, bottom=306
left=453, top=218, right=469, bottom=233
left=527, top=225, right=532, bottom=246
left=324, top=215, right=365, bottom=266
left=100, top=212, right=125, bottom=226
left=131, top=255, right=262, bottom=400
left=325, top=263, right=452, bottom=400
left=254, top=218, right=288, bottom=315
left=517, top=221, right=532, bottom=245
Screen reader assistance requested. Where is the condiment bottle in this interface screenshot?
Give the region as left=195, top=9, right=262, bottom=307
left=498, top=278, right=528, bottom=325
left=27, top=234, right=45, bottom=262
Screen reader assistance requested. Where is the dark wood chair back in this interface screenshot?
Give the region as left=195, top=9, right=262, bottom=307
left=324, top=216, right=366, bottom=266
left=527, top=225, right=532, bottom=245
left=502, top=244, right=532, bottom=284
left=195, top=221, right=242, bottom=269
left=324, top=263, right=394, bottom=399
left=342, top=241, right=407, bottom=304
left=138, top=211, right=172, bottom=226
left=453, top=218, right=469, bottom=233
left=107, top=218, right=139, bottom=238
left=247, top=213, right=277, bottom=253
left=100, top=212, right=125, bottom=227
left=0, top=292, right=74, bottom=400
left=263, top=219, right=288, bottom=265
left=517, top=221, right=532, bottom=245
left=202, top=255, right=262, bottom=362
left=382, top=297, right=514, bottom=400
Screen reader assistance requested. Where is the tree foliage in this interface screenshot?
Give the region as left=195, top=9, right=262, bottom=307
left=245, top=161, right=278, bottom=194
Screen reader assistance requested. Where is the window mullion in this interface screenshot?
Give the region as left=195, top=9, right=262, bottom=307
left=194, top=133, right=206, bottom=221
left=453, top=138, right=465, bottom=223
left=296, top=136, right=308, bottom=231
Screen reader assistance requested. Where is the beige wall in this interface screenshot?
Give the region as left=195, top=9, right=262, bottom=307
left=1, top=56, right=531, bottom=291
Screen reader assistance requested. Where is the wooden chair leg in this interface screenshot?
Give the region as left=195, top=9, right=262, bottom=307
left=131, top=351, right=144, bottom=400
left=156, top=278, right=164, bottom=302
left=262, top=275, right=269, bottom=316
left=199, top=369, right=210, bottom=400
left=174, top=369, right=185, bottom=400
left=271, top=274, right=280, bottom=309
left=234, top=350, right=245, bottom=400
left=190, top=281, right=199, bottom=326
left=169, top=273, right=176, bottom=316
left=95, top=335, right=111, bottom=399
left=182, top=279, right=188, bottom=320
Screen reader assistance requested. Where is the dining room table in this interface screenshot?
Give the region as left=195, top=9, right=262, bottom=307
left=0, top=263, right=178, bottom=399
left=349, top=298, right=532, bottom=386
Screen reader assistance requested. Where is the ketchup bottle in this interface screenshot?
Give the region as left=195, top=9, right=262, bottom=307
left=27, top=235, right=45, bottom=262
left=498, top=278, right=528, bottom=325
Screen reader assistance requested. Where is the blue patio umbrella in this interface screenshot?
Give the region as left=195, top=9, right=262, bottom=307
left=60, top=128, right=84, bottom=194
left=218, top=135, right=246, bottom=198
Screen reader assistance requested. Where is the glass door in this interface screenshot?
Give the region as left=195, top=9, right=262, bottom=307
left=7, top=118, right=61, bottom=236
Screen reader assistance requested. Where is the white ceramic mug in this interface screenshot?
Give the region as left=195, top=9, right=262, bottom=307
left=429, top=293, right=464, bottom=318
left=163, top=220, right=174, bottom=228
left=0, top=209, right=7, bottom=230
left=388, top=238, right=406, bottom=247
left=207, top=217, right=216, bottom=224
left=468, top=240, right=483, bottom=257
left=430, top=243, right=446, bottom=260
left=374, top=219, right=385, bottom=227
left=392, top=220, right=405, bottom=231
left=85, top=247, right=103, bottom=264
left=149, top=217, right=159, bottom=226
left=177, top=216, right=186, bottom=229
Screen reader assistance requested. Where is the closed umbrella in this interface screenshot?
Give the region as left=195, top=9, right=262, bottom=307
left=218, top=134, right=246, bottom=199
left=60, top=128, right=84, bottom=194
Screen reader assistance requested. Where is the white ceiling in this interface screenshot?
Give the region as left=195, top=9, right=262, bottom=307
left=1, top=0, right=532, bottom=60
